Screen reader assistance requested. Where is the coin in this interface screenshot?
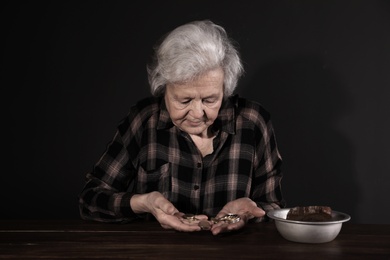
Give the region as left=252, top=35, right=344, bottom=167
left=182, top=214, right=197, bottom=221
left=198, top=220, right=211, bottom=230
left=210, top=217, right=219, bottom=224
left=218, top=213, right=241, bottom=224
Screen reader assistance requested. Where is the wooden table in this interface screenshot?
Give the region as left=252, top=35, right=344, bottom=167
left=0, top=219, right=389, bottom=259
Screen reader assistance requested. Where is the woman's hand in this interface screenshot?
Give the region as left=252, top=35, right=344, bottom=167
left=130, top=191, right=208, bottom=232
left=210, top=197, right=265, bottom=235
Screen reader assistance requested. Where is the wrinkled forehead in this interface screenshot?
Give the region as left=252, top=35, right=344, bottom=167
left=166, top=69, right=224, bottom=97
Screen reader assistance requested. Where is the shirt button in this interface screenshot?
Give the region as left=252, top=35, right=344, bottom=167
left=197, top=163, right=202, bottom=168
left=194, top=185, right=200, bottom=190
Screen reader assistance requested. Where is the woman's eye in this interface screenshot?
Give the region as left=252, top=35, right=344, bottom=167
left=181, top=100, right=191, bottom=104
left=203, top=99, right=215, bottom=104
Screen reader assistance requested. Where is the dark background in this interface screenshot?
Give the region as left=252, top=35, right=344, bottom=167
left=2, top=1, right=389, bottom=224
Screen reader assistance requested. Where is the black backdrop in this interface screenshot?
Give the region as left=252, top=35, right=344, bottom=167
left=2, top=1, right=389, bottom=224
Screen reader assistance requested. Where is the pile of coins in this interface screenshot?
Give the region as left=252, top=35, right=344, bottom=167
left=180, top=213, right=241, bottom=230
left=211, top=213, right=241, bottom=224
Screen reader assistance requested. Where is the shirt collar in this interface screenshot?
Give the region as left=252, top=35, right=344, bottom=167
left=157, top=95, right=237, bottom=134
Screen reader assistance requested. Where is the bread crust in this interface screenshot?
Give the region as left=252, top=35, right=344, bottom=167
left=286, top=206, right=332, bottom=221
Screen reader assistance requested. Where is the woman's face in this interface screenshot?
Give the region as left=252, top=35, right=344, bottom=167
left=164, top=68, right=224, bottom=137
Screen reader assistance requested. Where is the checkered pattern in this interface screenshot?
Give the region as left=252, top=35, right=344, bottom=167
left=79, top=95, right=285, bottom=222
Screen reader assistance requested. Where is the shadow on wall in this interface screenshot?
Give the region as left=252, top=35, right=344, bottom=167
left=239, top=56, right=360, bottom=222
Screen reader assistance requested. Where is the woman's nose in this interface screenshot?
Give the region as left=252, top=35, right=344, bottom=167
left=190, top=101, right=204, bottom=118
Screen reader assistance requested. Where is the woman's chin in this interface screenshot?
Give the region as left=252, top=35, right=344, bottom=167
left=180, top=125, right=208, bottom=136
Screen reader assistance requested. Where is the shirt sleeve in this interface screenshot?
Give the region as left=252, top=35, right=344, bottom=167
left=78, top=115, right=140, bottom=223
left=251, top=114, right=286, bottom=222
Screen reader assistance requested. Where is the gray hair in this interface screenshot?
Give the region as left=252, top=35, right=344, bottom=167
left=147, top=20, right=244, bottom=97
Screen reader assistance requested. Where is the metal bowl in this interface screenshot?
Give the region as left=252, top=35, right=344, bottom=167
left=267, top=208, right=351, bottom=243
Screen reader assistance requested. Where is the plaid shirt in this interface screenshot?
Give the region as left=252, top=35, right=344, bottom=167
left=79, top=95, right=285, bottom=222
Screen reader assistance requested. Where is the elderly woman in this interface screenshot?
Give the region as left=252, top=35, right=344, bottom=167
left=79, top=20, right=285, bottom=235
